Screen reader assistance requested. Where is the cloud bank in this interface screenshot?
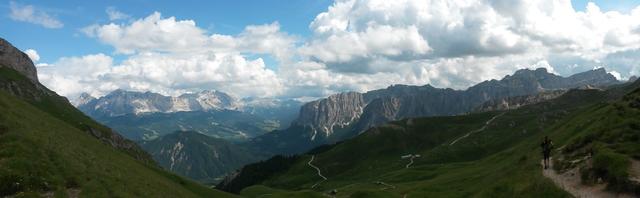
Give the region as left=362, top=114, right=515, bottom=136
left=39, top=0, right=640, bottom=99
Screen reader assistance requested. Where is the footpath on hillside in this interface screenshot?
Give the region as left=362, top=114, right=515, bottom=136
left=541, top=158, right=635, bottom=198
left=449, top=112, right=505, bottom=146
left=308, top=155, right=327, bottom=189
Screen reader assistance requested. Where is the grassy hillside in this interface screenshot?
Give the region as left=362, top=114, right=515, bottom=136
left=0, top=89, right=236, bottom=197
left=222, top=85, right=640, bottom=197
left=0, top=67, right=151, bottom=162
left=550, top=87, right=640, bottom=194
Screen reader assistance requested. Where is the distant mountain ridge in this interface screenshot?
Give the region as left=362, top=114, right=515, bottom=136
left=76, top=89, right=302, bottom=141
left=78, top=89, right=240, bottom=117
left=252, top=67, right=621, bottom=154
left=77, top=89, right=302, bottom=127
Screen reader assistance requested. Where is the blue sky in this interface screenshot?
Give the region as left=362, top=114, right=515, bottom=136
left=573, top=0, right=640, bottom=12
left=2, top=0, right=640, bottom=98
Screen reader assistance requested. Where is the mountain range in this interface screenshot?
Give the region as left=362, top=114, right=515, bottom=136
left=76, top=90, right=241, bottom=117
left=250, top=67, right=621, bottom=155
left=71, top=64, right=624, bottom=185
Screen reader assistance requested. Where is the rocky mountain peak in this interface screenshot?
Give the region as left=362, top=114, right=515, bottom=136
left=0, top=38, right=38, bottom=83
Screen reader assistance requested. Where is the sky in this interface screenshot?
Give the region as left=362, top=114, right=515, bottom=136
left=1, top=0, right=640, bottom=99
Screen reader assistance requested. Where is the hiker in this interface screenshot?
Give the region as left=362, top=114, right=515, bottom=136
left=541, top=136, right=553, bottom=169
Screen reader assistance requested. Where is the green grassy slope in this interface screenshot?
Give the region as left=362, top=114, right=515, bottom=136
left=0, top=67, right=151, bottom=162
left=550, top=87, right=640, bottom=194
left=224, top=86, right=639, bottom=197
left=0, top=89, right=236, bottom=197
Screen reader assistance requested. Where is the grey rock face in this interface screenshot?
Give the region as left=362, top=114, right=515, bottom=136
left=0, top=38, right=38, bottom=83
left=293, top=92, right=365, bottom=139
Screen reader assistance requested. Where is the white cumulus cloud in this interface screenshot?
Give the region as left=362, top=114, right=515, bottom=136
left=82, top=12, right=208, bottom=54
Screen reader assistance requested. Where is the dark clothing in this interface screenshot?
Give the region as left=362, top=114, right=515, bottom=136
left=541, top=139, right=553, bottom=159
left=543, top=150, right=550, bottom=159
left=541, top=138, right=553, bottom=169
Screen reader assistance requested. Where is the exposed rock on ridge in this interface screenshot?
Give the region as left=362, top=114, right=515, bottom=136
left=0, top=38, right=38, bottom=83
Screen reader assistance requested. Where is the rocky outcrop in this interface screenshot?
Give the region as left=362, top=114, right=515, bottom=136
left=0, top=38, right=38, bottom=83
left=292, top=92, right=365, bottom=139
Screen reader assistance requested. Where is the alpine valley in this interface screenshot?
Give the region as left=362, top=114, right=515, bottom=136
left=73, top=58, right=628, bottom=187
left=4, top=1, right=640, bottom=197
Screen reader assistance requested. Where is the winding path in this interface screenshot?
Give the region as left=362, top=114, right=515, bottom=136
left=449, top=112, right=505, bottom=146
left=405, top=155, right=419, bottom=168
left=308, top=155, right=327, bottom=188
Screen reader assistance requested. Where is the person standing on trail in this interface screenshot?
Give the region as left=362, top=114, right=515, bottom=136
left=541, top=136, right=553, bottom=169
